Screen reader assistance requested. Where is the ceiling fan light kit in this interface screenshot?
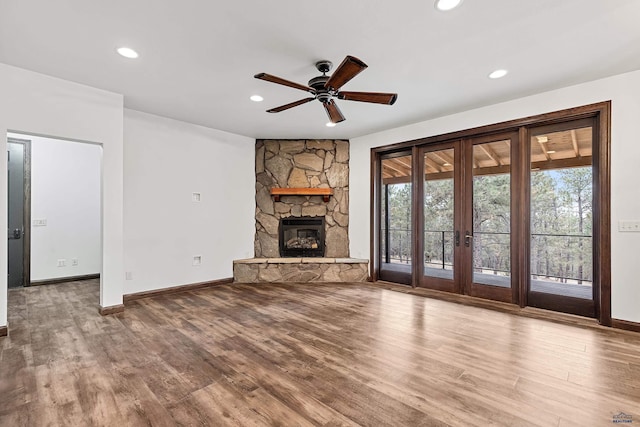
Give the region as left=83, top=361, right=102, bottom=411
left=254, top=55, right=397, bottom=124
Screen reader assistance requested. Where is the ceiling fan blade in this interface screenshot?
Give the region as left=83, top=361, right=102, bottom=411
left=338, top=91, right=398, bottom=105
left=324, top=55, right=368, bottom=91
left=266, top=97, right=315, bottom=113
left=254, top=73, right=315, bottom=93
left=323, top=99, right=346, bottom=123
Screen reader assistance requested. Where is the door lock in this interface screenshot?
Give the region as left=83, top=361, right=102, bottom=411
left=465, top=231, right=473, bottom=247
left=8, top=228, right=22, bottom=240
left=455, top=230, right=460, bottom=247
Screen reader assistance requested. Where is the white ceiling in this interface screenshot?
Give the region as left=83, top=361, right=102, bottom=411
left=1, top=1, right=640, bottom=140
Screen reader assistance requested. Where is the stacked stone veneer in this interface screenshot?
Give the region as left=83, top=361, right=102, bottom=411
left=233, top=138, right=368, bottom=283
left=254, top=139, right=350, bottom=258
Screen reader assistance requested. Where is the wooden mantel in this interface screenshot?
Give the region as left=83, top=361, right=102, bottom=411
left=270, top=188, right=333, bottom=202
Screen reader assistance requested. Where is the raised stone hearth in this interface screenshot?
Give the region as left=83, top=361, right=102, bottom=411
left=233, top=258, right=368, bottom=283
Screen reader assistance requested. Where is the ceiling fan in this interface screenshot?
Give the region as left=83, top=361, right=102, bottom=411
left=254, top=55, right=397, bottom=124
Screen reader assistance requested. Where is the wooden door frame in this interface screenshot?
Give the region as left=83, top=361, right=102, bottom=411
left=524, top=117, right=602, bottom=319
left=373, top=149, right=414, bottom=285
left=7, top=137, right=32, bottom=287
left=415, top=141, right=461, bottom=293
left=462, top=131, right=519, bottom=304
left=370, top=101, right=611, bottom=325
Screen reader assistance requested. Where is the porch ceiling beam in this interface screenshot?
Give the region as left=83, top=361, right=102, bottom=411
left=425, top=157, right=443, bottom=173
left=429, top=151, right=454, bottom=167
left=537, top=139, right=551, bottom=161
left=478, top=144, right=502, bottom=166
left=570, top=129, right=581, bottom=157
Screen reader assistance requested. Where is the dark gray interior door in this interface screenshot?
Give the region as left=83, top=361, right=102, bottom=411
left=8, top=141, right=25, bottom=288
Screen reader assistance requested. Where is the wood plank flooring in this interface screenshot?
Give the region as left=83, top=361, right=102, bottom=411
left=1, top=279, right=639, bottom=426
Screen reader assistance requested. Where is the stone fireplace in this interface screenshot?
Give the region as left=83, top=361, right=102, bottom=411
left=233, top=139, right=368, bottom=283
left=254, top=139, right=350, bottom=258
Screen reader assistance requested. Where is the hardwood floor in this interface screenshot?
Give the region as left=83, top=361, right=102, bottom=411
left=1, top=279, right=639, bottom=426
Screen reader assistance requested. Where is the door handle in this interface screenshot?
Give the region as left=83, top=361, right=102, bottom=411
left=465, top=231, right=473, bottom=247
left=455, top=230, right=460, bottom=247
left=8, top=228, right=21, bottom=240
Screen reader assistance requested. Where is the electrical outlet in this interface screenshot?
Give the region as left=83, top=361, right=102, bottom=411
left=618, top=220, right=640, bottom=232
left=57, top=259, right=66, bottom=267
left=33, top=219, right=47, bottom=227
left=192, top=255, right=202, bottom=266
left=125, top=272, right=133, bottom=280
left=71, top=258, right=78, bottom=266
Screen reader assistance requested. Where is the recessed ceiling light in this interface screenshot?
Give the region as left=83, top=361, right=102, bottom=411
left=489, top=69, right=508, bottom=79
left=547, top=150, right=556, bottom=154
left=250, top=95, right=264, bottom=102
left=443, top=162, right=451, bottom=166
left=435, top=0, right=463, bottom=11
left=117, top=47, right=139, bottom=59
left=326, top=122, right=337, bottom=127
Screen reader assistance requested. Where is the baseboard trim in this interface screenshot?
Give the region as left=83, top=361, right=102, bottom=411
left=612, top=318, right=640, bottom=333
left=30, top=274, right=100, bottom=286
left=123, top=277, right=233, bottom=304
left=99, top=304, right=125, bottom=316
left=0, top=325, right=7, bottom=337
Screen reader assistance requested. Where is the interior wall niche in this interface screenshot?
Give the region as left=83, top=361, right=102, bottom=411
left=254, top=139, right=350, bottom=258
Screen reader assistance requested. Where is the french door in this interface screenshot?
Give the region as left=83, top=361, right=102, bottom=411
left=526, top=119, right=596, bottom=317
left=416, top=132, right=517, bottom=303
left=378, top=151, right=414, bottom=285
left=373, top=103, right=609, bottom=322
left=417, top=142, right=458, bottom=292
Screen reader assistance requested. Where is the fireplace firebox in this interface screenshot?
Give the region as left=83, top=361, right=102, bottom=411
left=279, top=217, right=325, bottom=257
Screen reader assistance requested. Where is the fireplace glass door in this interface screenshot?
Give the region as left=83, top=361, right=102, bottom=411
left=279, top=217, right=325, bottom=257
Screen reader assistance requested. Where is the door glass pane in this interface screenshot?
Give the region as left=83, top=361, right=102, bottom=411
left=530, top=127, right=593, bottom=299
left=381, top=155, right=412, bottom=276
left=472, top=140, right=511, bottom=287
left=423, top=148, right=455, bottom=280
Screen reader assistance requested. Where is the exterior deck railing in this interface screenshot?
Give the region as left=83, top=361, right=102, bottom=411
left=381, top=228, right=592, bottom=282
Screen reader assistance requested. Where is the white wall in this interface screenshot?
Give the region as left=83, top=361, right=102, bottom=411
left=7, top=134, right=102, bottom=281
left=123, top=109, right=255, bottom=294
left=0, top=63, right=256, bottom=329
left=350, top=69, right=640, bottom=324
left=0, top=63, right=124, bottom=326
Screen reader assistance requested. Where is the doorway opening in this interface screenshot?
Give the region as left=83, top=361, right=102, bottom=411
left=7, top=138, right=31, bottom=288
left=7, top=132, right=102, bottom=289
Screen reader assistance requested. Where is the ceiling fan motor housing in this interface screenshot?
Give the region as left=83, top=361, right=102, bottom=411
left=308, top=75, right=332, bottom=103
